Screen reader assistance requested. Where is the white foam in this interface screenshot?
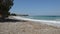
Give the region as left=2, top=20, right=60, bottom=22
left=11, top=16, right=60, bottom=28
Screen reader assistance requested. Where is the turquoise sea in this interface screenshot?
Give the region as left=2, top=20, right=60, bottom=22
left=26, top=16, right=60, bottom=20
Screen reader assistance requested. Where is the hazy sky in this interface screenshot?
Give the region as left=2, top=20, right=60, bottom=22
left=10, top=0, right=60, bottom=16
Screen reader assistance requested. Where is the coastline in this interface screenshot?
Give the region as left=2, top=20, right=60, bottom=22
left=10, top=16, right=60, bottom=28
left=0, top=16, right=60, bottom=34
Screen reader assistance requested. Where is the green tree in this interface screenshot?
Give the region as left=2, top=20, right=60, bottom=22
left=0, top=0, right=14, bottom=19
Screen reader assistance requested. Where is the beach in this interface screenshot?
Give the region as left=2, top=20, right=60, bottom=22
left=0, top=0, right=60, bottom=34
left=0, top=21, right=60, bottom=34
left=0, top=16, right=60, bottom=34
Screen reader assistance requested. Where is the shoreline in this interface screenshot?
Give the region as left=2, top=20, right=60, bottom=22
left=9, top=16, right=60, bottom=28
left=0, top=16, right=60, bottom=34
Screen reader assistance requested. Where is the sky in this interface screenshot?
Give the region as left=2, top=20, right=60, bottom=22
left=10, top=0, right=60, bottom=16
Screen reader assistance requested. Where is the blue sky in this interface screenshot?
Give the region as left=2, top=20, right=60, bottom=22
left=10, top=0, right=60, bottom=16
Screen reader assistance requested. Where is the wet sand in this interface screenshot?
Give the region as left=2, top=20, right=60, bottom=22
left=0, top=21, right=60, bottom=34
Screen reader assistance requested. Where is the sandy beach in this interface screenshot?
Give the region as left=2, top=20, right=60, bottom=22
left=0, top=0, right=60, bottom=34
left=0, top=16, right=60, bottom=34
left=0, top=21, right=60, bottom=34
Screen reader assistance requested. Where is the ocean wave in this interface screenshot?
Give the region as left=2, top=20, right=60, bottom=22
left=11, top=16, right=60, bottom=28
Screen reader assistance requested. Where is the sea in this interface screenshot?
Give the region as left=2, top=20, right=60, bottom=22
left=25, top=16, right=60, bottom=21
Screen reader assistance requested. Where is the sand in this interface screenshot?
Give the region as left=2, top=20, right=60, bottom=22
left=0, top=21, right=60, bottom=34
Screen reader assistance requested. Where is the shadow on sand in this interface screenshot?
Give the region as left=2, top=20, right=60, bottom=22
left=0, top=19, right=27, bottom=22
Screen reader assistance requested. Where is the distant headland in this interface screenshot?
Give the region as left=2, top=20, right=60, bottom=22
left=10, top=13, right=29, bottom=16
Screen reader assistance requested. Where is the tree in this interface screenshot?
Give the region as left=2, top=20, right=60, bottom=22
left=0, top=0, right=14, bottom=19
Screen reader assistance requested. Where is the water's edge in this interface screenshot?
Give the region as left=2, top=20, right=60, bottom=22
left=10, top=16, right=60, bottom=28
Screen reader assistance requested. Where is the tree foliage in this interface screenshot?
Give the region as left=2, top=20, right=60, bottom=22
left=0, top=0, right=14, bottom=18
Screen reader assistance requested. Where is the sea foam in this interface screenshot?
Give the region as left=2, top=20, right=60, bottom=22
left=11, top=16, right=60, bottom=28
